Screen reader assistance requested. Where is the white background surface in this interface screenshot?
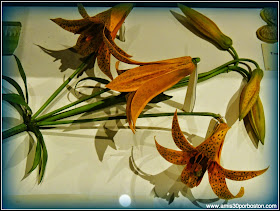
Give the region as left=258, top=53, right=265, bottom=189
left=2, top=4, right=278, bottom=209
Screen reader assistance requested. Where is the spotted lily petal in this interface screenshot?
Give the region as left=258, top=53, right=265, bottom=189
left=52, top=3, right=134, bottom=79
left=106, top=63, right=178, bottom=92
left=221, top=165, right=269, bottom=181
left=130, top=65, right=195, bottom=128
left=74, top=24, right=104, bottom=56
left=106, top=56, right=194, bottom=92
left=172, top=110, right=196, bottom=152
left=97, top=43, right=113, bottom=79
left=155, top=139, right=190, bottom=165
left=103, top=29, right=159, bottom=65
left=78, top=3, right=90, bottom=19
left=109, top=3, right=134, bottom=38
left=126, top=91, right=136, bottom=133
left=208, top=162, right=244, bottom=200
left=93, top=3, right=134, bottom=36
left=196, top=122, right=230, bottom=161
left=51, top=18, right=91, bottom=34
left=104, top=28, right=132, bottom=58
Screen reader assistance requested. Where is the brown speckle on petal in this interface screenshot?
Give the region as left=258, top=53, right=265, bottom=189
left=97, top=44, right=113, bottom=80
left=208, top=162, right=244, bottom=200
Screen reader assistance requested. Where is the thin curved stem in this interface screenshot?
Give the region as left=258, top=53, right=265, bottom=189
left=227, top=47, right=235, bottom=58
left=31, top=53, right=95, bottom=120
left=228, top=66, right=250, bottom=81
left=2, top=123, right=28, bottom=140
left=37, top=111, right=222, bottom=127
left=35, top=88, right=110, bottom=122
left=239, top=58, right=260, bottom=69
left=39, top=94, right=126, bottom=122
left=229, top=46, right=239, bottom=66
left=238, top=61, right=252, bottom=74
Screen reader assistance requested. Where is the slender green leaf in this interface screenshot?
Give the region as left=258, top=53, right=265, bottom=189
left=39, top=138, right=48, bottom=183
left=3, top=93, right=32, bottom=112
left=3, top=75, right=25, bottom=101
left=13, top=55, right=29, bottom=103
left=28, top=140, right=42, bottom=174
left=149, top=93, right=172, bottom=103
left=33, top=127, right=48, bottom=184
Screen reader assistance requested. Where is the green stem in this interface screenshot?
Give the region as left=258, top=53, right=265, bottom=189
left=229, top=46, right=239, bottom=66
left=31, top=53, right=95, bottom=120
left=35, top=88, right=110, bottom=122
left=40, top=94, right=126, bottom=122
left=228, top=66, right=250, bottom=81
left=170, top=66, right=228, bottom=90
left=171, top=57, right=256, bottom=90
left=239, top=58, right=260, bottom=69
left=37, top=111, right=221, bottom=127
left=2, top=123, right=28, bottom=140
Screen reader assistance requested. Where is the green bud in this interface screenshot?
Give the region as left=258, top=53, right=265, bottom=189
left=177, top=3, right=232, bottom=50
left=239, top=69, right=264, bottom=120
left=248, top=97, right=265, bottom=144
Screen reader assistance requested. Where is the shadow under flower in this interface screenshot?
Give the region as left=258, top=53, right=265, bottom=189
left=225, top=83, right=243, bottom=128
left=129, top=147, right=221, bottom=207
left=36, top=44, right=95, bottom=77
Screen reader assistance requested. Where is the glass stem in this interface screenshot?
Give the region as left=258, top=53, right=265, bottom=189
left=31, top=53, right=95, bottom=120
left=39, top=94, right=126, bottom=122
left=229, top=46, right=239, bottom=66
left=2, top=123, right=28, bottom=140
left=35, top=88, right=110, bottom=122
left=37, top=111, right=222, bottom=127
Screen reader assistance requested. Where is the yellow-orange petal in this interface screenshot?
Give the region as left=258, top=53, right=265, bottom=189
left=51, top=18, right=90, bottom=34
left=104, top=29, right=132, bottom=58
left=74, top=25, right=104, bottom=56
left=126, top=92, right=136, bottom=133
left=130, top=65, right=195, bottom=127
left=106, top=62, right=176, bottom=92
left=221, top=165, right=269, bottom=181
left=115, top=61, right=128, bottom=75
left=103, top=29, right=159, bottom=65
left=196, top=122, right=230, bottom=161
left=77, top=3, right=90, bottom=19
left=109, top=3, right=134, bottom=34
left=208, top=162, right=244, bottom=200
left=172, top=110, right=196, bottom=152
left=155, top=138, right=190, bottom=165
left=106, top=56, right=193, bottom=92
left=97, top=44, right=113, bottom=80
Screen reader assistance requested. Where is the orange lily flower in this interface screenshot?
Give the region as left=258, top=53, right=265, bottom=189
left=106, top=57, right=197, bottom=133
left=155, top=110, right=268, bottom=200
left=51, top=3, right=135, bottom=79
